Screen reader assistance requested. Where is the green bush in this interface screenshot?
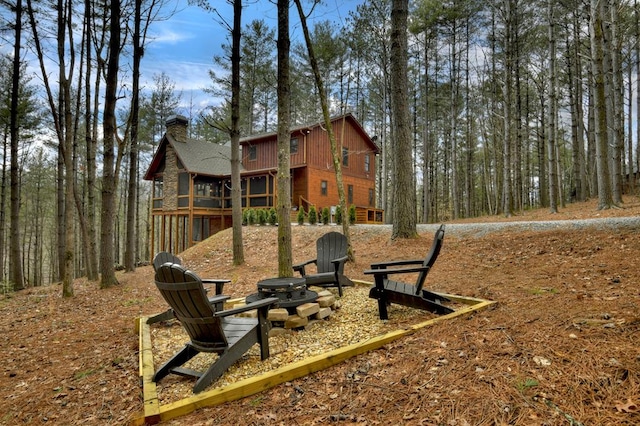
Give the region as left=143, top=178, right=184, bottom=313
left=242, top=209, right=249, bottom=225
left=297, top=207, right=306, bottom=225
left=246, top=208, right=256, bottom=225
left=349, top=204, right=357, bottom=224
left=268, top=208, right=278, bottom=225
left=322, top=207, right=330, bottom=225
left=257, top=209, right=267, bottom=225
left=335, top=206, right=343, bottom=225
left=308, top=206, right=318, bottom=225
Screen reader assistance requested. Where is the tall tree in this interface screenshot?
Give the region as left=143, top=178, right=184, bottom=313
left=26, top=0, right=76, bottom=296
left=276, top=0, right=293, bottom=277
left=390, top=0, right=416, bottom=238
left=547, top=0, right=559, bottom=213
left=83, top=0, right=98, bottom=281
left=230, top=0, right=244, bottom=265
left=9, top=0, right=25, bottom=290
left=100, top=0, right=121, bottom=288
left=590, top=0, right=614, bottom=209
left=240, top=20, right=276, bottom=134
left=294, top=0, right=354, bottom=261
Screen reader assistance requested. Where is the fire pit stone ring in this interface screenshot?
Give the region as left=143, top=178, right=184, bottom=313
left=245, top=277, right=318, bottom=311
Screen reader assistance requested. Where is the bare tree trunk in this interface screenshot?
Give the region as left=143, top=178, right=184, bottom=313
left=390, top=0, right=416, bottom=239
left=609, top=3, right=623, bottom=204
left=276, top=0, right=293, bottom=277
left=636, top=0, right=640, bottom=192
left=10, top=0, right=25, bottom=290
left=590, top=0, right=614, bottom=209
left=100, top=0, right=121, bottom=288
left=293, top=0, right=353, bottom=261
left=547, top=0, right=559, bottom=213
left=569, top=8, right=587, bottom=202
left=231, top=0, right=244, bottom=266
left=502, top=0, right=513, bottom=217
left=125, top=0, right=142, bottom=272
left=628, top=46, right=634, bottom=196
left=629, top=0, right=640, bottom=196
left=0, top=133, right=7, bottom=283
left=84, top=0, right=98, bottom=280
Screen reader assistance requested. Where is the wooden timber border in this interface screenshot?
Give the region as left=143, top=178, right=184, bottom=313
left=131, top=281, right=495, bottom=425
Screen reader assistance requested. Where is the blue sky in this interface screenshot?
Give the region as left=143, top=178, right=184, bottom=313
left=141, top=0, right=365, bottom=115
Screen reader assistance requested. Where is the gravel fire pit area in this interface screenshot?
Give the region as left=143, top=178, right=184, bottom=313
left=144, top=282, right=480, bottom=413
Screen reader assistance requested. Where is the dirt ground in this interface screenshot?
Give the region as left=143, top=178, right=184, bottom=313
left=1, top=198, right=639, bottom=425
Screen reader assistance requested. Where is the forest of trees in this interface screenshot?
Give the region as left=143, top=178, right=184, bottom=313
left=0, top=0, right=638, bottom=291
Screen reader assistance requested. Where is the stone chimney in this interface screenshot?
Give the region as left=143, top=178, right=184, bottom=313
left=165, top=115, right=188, bottom=143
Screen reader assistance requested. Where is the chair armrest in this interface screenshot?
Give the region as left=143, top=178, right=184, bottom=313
left=293, top=258, right=316, bottom=270
left=364, top=265, right=430, bottom=277
left=331, top=255, right=348, bottom=265
left=369, top=259, right=424, bottom=269
left=201, top=278, right=231, bottom=284
left=214, top=297, right=279, bottom=318
left=201, top=278, right=230, bottom=295
left=207, top=295, right=230, bottom=305
left=293, top=259, right=317, bottom=276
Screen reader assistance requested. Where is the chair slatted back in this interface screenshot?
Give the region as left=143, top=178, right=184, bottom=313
left=155, top=263, right=227, bottom=351
left=415, top=225, right=445, bottom=295
left=153, top=251, right=182, bottom=271
left=316, top=232, right=348, bottom=274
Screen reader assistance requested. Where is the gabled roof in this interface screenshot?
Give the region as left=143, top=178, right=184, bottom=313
left=144, top=112, right=378, bottom=180
left=240, top=112, right=380, bottom=154
left=144, top=133, right=237, bottom=180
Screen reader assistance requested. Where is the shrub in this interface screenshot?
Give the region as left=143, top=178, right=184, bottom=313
left=308, top=206, right=318, bottom=225
left=349, top=204, right=357, bottom=224
left=257, top=209, right=267, bottom=225
left=246, top=208, right=256, bottom=225
left=335, top=205, right=343, bottom=225
left=322, top=207, right=330, bottom=225
left=297, top=207, right=306, bottom=225
left=268, top=208, right=278, bottom=225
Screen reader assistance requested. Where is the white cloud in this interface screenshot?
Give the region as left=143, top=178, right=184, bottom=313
left=149, top=27, right=195, bottom=45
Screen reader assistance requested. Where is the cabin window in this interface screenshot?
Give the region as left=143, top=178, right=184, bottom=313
left=154, top=177, right=163, bottom=197
left=321, top=180, right=328, bottom=196
left=342, top=147, right=349, bottom=166
left=153, top=177, right=163, bottom=209
left=369, top=189, right=374, bottom=206
left=249, top=176, right=267, bottom=194
left=290, top=138, right=299, bottom=154
left=249, top=145, right=257, bottom=161
left=348, top=185, right=353, bottom=204
left=193, top=177, right=222, bottom=208
left=178, top=173, right=190, bottom=195
left=364, top=154, right=370, bottom=172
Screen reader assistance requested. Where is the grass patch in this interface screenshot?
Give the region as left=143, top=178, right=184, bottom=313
left=74, top=369, right=96, bottom=380
left=516, top=378, right=539, bottom=392
left=121, top=297, right=153, bottom=307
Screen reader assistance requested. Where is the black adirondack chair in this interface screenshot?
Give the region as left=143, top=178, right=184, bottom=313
left=293, top=231, right=354, bottom=297
left=148, top=252, right=230, bottom=324
left=365, top=224, right=453, bottom=320
left=152, top=262, right=278, bottom=393
left=153, top=251, right=228, bottom=295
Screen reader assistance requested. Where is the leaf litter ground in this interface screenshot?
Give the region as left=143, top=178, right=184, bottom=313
left=1, top=198, right=639, bottom=425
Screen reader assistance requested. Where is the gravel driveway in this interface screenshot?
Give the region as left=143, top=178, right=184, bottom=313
left=352, top=216, right=640, bottom=237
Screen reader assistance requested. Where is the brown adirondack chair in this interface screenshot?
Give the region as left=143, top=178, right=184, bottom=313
left=293, top=231, right=354, bottom=297
left=365, top=224, right=453, bottom=320
left=152, top=262, right=278, bottom=393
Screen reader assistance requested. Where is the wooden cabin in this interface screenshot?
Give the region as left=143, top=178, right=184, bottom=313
left=144, top=113, right=383, bottom=255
